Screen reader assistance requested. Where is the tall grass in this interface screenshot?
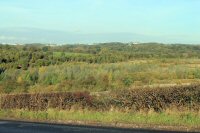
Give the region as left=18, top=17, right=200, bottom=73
left=2, top=59, right=200, bottom=93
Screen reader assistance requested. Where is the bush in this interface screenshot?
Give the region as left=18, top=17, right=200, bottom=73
left=122, top=76, right=133, bottom=87
left=0, top=91, right=92, bottom=110
left=111, top=84, right=200, bottom=111
left=193, top=69, right=200, bottom=79
left=1, top=84, right=200, bottom=112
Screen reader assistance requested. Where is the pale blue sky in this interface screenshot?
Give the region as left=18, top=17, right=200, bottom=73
left=0, top=0, right=200, bottom=44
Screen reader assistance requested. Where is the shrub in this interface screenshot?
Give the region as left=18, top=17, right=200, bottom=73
left=1, top=84, right=200, bottom=112
left=193, top=69, right=200, bottom=79
left=0, top=91, right=93, bottom=110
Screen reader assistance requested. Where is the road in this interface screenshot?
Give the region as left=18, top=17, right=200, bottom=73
left=0, top=120, right=198, bottom=133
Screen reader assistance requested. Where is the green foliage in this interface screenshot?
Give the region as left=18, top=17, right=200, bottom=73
left=30, top=70, right=39, bottom=83
left=122, top=76, right=133, bottom=87
left=1, top=43, right=200, bottom=130
left=2, top=43, right=200, bottom=93
left=1, top=59, right=200, bottom=93
left=42, top=72, right=59, bottom=85
left=193, top=69, right=200, bottom=79
left=2, top=43, right=200, bottom=70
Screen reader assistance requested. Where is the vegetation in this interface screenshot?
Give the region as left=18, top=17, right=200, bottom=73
left=1, top=43, right=200, bottom=130
left=0, top=109, right=199, bottom=130
left=1, top=59, right=200, bottom=93
left=1, top=85, right=200, bottom=112
left=1, top=43, right=200, bottom=93
left=2, top=43, right=200, bottom=70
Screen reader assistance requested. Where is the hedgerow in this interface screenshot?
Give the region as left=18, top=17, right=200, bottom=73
left=1, top=84, right=200, bottom=112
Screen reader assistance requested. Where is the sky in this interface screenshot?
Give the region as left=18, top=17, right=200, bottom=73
left=0, top=0, right=200, bottom=44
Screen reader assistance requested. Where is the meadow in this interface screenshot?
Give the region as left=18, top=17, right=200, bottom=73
left=1, top=59, right=200, bottom=93
left=1, top=43, right=200, bottom=131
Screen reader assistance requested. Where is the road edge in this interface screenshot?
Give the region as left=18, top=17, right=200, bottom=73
left=0, top=117, right=199, bottom=132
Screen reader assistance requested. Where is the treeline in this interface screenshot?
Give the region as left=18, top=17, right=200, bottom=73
left=1, top=43, right=200, bottom=70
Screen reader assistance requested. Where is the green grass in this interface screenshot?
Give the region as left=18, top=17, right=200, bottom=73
left=0, top=109, right=199, bottom=128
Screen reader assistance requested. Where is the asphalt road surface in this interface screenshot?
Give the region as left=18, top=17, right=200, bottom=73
left=0, top=120, right=198, bottom=133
